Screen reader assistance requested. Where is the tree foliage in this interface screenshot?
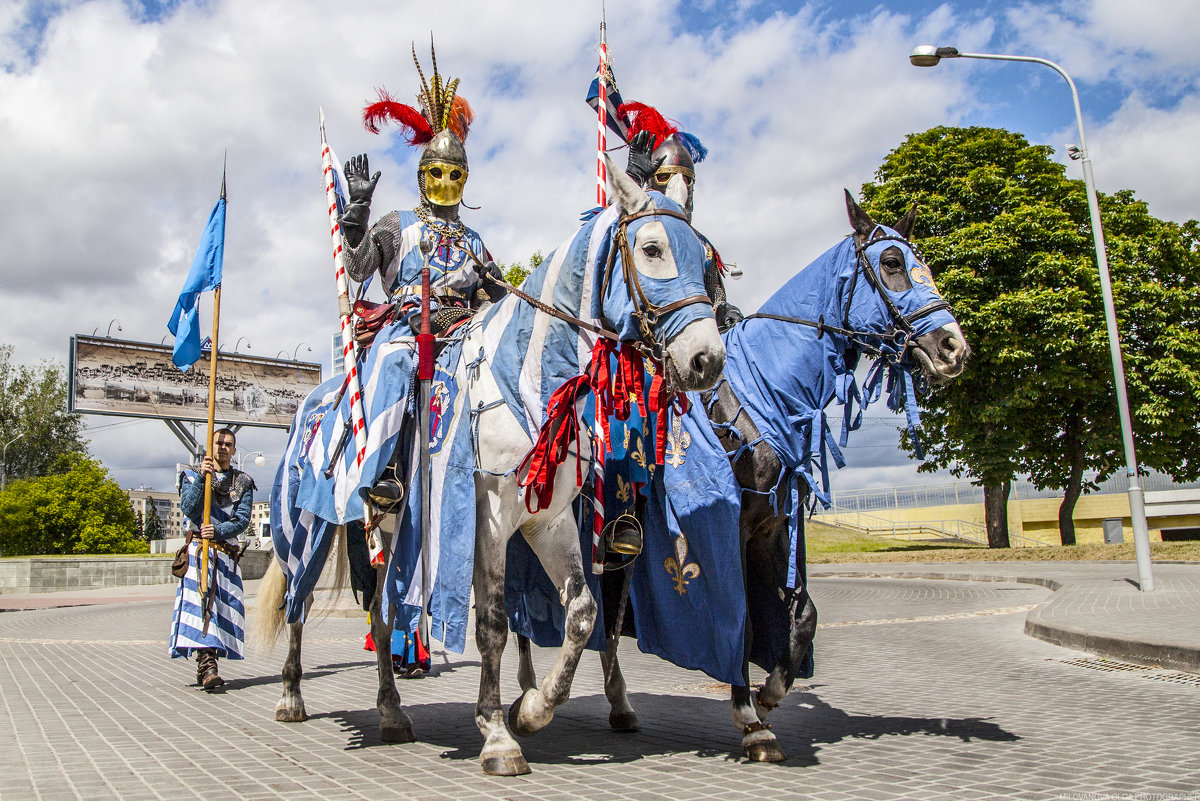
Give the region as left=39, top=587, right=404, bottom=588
left=0, top=455, right=145, bottom=555
left=860, top=126, right=1200, bottom=542
left=0, top=345, right=89, bottom=484
left=501, top=250, right=543, bottom=288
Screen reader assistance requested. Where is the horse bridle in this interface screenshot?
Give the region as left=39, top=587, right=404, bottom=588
left=461, top=207, right=712, bottom=360
left=744, top=230, right=954, bottom=361
left=602, top=207, right=713, bottom=361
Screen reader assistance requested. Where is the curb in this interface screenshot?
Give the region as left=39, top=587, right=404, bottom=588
left=810, top=565, right=1200, bottom=675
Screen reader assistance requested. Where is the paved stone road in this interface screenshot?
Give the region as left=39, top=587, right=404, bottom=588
left=1, top=577, right=1197, bottom=801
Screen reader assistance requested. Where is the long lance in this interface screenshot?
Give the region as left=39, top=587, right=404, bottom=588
left=199, top=172, right=226, bottom=635
left=590, top=2, right=610, bottom=572
left=320, top=109, right=383, bottom=567
left=596, top=2, right=610, bottom=208
left=417, top=236, right=435, bottom=649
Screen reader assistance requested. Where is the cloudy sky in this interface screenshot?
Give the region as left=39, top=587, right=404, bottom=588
left=2, top=0, right=1197, bottom=497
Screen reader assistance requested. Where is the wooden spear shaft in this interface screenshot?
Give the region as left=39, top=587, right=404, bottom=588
left=199, top=284, right=221, bottom=631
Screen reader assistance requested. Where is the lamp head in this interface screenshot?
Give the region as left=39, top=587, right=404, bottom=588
left=254, top=454, right=266, bottom=467
left=909, top=45, right=960, bottom=67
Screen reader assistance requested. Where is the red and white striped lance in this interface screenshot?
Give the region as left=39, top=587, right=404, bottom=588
left=595, top=40, right=610, bottom=208
left=319, top=109, right=383, bottom=566
left=590, top=410, right=606, bottom=575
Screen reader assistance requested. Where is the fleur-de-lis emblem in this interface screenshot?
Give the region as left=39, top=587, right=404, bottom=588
left=665, top=415, right=691, bottom=469
left=909, top=262, right=941, bottom=297
left=665, top=533, right=701, bottom=595
left=615, top=474, right=632, bottom=504
left=631, top=438, right=646, bottom=469
left=623, top=424, right=633, bottom=450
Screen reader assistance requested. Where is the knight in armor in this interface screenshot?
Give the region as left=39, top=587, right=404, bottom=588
left=341, top=45, right=504, bottom=334
left=339, top=44, right=503, bottom=508
left=168, top=427, right=254, bottom=689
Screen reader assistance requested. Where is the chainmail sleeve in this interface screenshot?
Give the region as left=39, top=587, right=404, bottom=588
left=704, top=256, right=727, bottom=307
left=342, top=210, right=402, bottom=284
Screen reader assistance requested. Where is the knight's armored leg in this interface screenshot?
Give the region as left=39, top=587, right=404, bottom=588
left=367, top=412, right=414, bottom=512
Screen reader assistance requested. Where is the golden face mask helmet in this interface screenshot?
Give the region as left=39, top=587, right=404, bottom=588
left=419, top=160, right=468, bottom=206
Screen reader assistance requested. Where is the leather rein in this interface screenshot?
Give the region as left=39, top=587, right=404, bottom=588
left=742, top=231, right=953, bottom=359
left=469, top=206, right=711, bottom=359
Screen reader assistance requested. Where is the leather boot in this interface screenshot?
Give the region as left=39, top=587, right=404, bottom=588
left=367, top=475, right=405, bottom=512
left=197, top=649, right=224, bottom=690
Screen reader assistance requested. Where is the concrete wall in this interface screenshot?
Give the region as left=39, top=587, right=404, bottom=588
left=0, top=550, right=275, bottom=593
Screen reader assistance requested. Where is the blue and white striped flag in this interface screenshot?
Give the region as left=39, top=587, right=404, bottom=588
left=585, top=57, right=628, bottom=143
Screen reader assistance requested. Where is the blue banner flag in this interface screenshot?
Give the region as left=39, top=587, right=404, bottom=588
left=167, top=196, right=226, bottom=369
left=585, top=58, right=628, bottom=143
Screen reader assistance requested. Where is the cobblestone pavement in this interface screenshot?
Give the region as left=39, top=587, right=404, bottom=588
left=1, top=577, right=1198, bottom=801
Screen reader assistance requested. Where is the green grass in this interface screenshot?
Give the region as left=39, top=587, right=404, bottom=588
left=805, top=519, right=1200, bottom=563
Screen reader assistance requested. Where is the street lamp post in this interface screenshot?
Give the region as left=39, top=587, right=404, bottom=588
left=235, top=451, right=267, bottom=471
left=910, top=45, right=1154, bottom=591
left=232, top=336, right=251, bottom=354
left=2, top=432, right=25, bottom=492
left=292, top=343, right=311, bottom=361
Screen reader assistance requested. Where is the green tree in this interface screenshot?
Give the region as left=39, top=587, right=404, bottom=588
left=860, top=126, right=1200, bottom=546
left=0, top=455, right=145, bottom=555
left=0, top=345, right=89, bottom=484
left=501, top=250, right=543, bottom=288
left=143, top=504, right=164, bottom=541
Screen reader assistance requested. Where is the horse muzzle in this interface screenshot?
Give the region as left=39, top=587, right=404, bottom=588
left=663, top=317, right=726, bottom=391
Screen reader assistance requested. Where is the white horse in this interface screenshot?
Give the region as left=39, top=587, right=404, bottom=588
left=254, top=156, right=725, bottom=776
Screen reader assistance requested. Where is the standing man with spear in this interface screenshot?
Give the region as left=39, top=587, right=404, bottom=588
left=166, top=171, right=255, bottom=690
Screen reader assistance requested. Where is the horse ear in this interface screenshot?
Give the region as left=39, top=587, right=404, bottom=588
left=607, top=153, right=652, bottom=214
left=664, top=172, right=689, bottom=208
left=844, top=189, right=875, bottom=237
left=894, top=203, right=918, bottom=239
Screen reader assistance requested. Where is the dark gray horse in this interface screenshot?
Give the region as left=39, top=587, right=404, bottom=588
left=517, top=192, right=970, bottom=762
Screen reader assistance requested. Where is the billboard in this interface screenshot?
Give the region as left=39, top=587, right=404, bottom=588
left=68, top=335, right=322, bottom=429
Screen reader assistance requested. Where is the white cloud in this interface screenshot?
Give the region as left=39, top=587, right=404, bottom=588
left=0, top=0, right=1195, bottom=493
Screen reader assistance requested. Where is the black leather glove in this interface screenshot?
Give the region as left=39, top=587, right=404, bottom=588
left=340, top=154, right=380, bottom=248
left=475, top=260, right=507, bottom=303
left=716, top=302, right=744, bottom=333
left=625, top=130, right=658, bottom=186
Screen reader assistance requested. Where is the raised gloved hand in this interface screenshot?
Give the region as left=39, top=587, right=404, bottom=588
left=715, top=302, right=744, bottom=333
left=624, top=130, right=659, bottom=187
left=345, top=154, right=380, bottom=205
left=474, top=259, right=507, bottom=303
left=341, top=154, right=381, bottom=248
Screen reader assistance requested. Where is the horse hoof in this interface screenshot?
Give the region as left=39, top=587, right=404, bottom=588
left=380, top=724, right=415, bottom=743
left=608, top=711, right=640, bottom=732
left=481, top=753, right=532, bottom=776
left=508, top=695, right=539, bottom=738
left=745, top=742, right=786, bottom=762
left=275, top=707, right=307, bottom=723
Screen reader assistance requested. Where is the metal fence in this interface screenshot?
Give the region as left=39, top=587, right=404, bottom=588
left=819, top=471, right=1200, bottom=513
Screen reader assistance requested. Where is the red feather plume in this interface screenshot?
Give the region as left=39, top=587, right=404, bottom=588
left=619, top=101, right=680, bottom=148
left=362, top=89, right=434, bottom=144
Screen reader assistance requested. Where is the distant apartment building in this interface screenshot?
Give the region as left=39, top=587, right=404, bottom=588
left=125, top=488, right=187, bottom=540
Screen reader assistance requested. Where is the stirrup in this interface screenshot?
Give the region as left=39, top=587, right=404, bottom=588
left=367, top=476, right=405, bottom=512
left=601, top=514, right=642, bottom=571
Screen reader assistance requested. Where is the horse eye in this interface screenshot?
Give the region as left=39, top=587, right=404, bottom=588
left=643, top=243, right=662, bottom=258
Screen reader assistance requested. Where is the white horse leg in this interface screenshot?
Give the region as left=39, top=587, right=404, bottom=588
left=275, top=595, right=312, bottom=723
left=473, top=503, right=531, bottom=776
left=516, top=634, right=537, bottom=693
left=508, top=512, right=597, bottom=738
left=370, top=565, right=414, bottom=743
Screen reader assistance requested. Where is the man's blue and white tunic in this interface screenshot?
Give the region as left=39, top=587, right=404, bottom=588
left=169, top=467, right=254, bottom=659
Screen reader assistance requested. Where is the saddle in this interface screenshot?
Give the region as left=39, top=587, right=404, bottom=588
left=353, top=299, right=398, bottom=348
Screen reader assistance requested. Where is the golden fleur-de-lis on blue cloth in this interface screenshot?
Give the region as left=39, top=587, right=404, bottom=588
left=664, top=533, right=701, bottom=595
left=616, top=474, right=632, bottom=504
left=665, top=414, right=691, bottom=469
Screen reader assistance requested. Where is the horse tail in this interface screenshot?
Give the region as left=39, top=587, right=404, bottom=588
left=250, top=555, right=288, bottom=654
left=302, top=525, right=354, bottom=623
